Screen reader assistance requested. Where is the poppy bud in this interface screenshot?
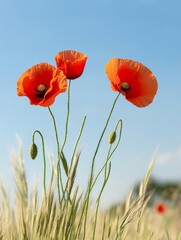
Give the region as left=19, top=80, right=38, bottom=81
left=108, top=131, right=116, bottom=144
left=29, top=143, right=38, bottom=160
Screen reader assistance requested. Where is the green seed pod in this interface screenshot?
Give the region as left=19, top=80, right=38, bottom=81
left=121, top=82, right=130, bottom=90
left=29, top=143, right=38, bottom=160
left=108, top=131, right=116, bottom=144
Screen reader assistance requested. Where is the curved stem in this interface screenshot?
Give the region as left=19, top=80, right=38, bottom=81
left=48, top=80, right=71, bottom=206
left=57, top=80, right=71, bottom=179
left=91, top=146, right=111, bottom=192
left=48, top=107, right=60, bottom=155
left=89, top=93, right=120, bottom=182
left=92, top=118, right=122, bottom=239
left=69, top=115, right=86, bottom=172
left=83, top=92, right=120, bottom=239
left=48, top=107, right=64, bottom=204
left=59, top=80, right=72, bottom=206
left=32, top=130, right=46, bottom=197
left=91, top=119, right=122, bottom=191
left=61, top=116, right=86, bottom=203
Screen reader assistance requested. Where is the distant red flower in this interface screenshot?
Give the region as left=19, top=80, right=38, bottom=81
left=55, top=50, right=88, bottom=79
left=155, top=203, right=167, bottom=214
left=17, top=63, right=67, bottom=107
left=105, top=58, right=158, bottom=107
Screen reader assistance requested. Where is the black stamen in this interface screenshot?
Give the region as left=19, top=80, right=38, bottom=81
left=121, top=86, right=130, bottom=91
left=36, top=92, right=46, bottom=98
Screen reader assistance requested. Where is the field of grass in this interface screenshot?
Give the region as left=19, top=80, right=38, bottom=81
left=0, top=149, right=180, bottom=240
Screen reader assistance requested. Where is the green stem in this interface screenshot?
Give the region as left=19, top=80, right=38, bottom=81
left=90, top=119, right=123, bottom=191
left=59, top=80, right=72, bottom=205
left=90, top=93, right=120, bottom=180
left=89, top=93, right=120, bottom=183
left=69, top=115, right=86, bottom=172
left=62, top=116, right=86, bottom=202
left=92, top=160, right=112, bottom=240
left=32, top=130, right=46, bottom=197
left=48, top=80, right=71, bottom=206
left=83, top=92, right=120, bottom=239
left=48, top=107, right=60, bottom=156
left=61, top=79, right=71, bottom=151
left=92, top=121, right=124, bottom=239
left=57, top=80, right=71, bottom=181
left=48, top=107, right=64, bottom=204
left=91, top=146, right=112, bottom=192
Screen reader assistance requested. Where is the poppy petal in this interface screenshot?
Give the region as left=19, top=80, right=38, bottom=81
left=39, top=71, right=67, bottom=107
left=105, top=58, right=158, bottom=107
left=17, top=63, right=67, bottom=107
left=55, top=50, right=88, bottom=79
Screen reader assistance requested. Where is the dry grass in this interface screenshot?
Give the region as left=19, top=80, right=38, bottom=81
left=0, top=150, right=180, bottom=240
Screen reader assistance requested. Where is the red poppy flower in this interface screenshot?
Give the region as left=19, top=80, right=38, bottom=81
left=17, top=63, right=67, bottom=107
left=105, top=58, right=158, bottom=107
left=55, top=50, right=88, bottom=79
left=155, top=203, right=167, bottom=214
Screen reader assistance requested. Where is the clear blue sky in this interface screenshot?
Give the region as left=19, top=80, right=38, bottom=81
left=0, top=0, right=181, bottom=207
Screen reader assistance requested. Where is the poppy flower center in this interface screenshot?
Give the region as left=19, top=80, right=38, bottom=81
left=121, top=82, right=130, bottom=90
left=35, top=84, right=48, bottom=98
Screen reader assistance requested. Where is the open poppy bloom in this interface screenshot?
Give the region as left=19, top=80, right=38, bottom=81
left=55, top=50, right=88, bottom=79
left=17, top=63, right=67, bottom=107
left=105, top=58, right=158, bottom=107
left=155, top=203, right=167, bottom=214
